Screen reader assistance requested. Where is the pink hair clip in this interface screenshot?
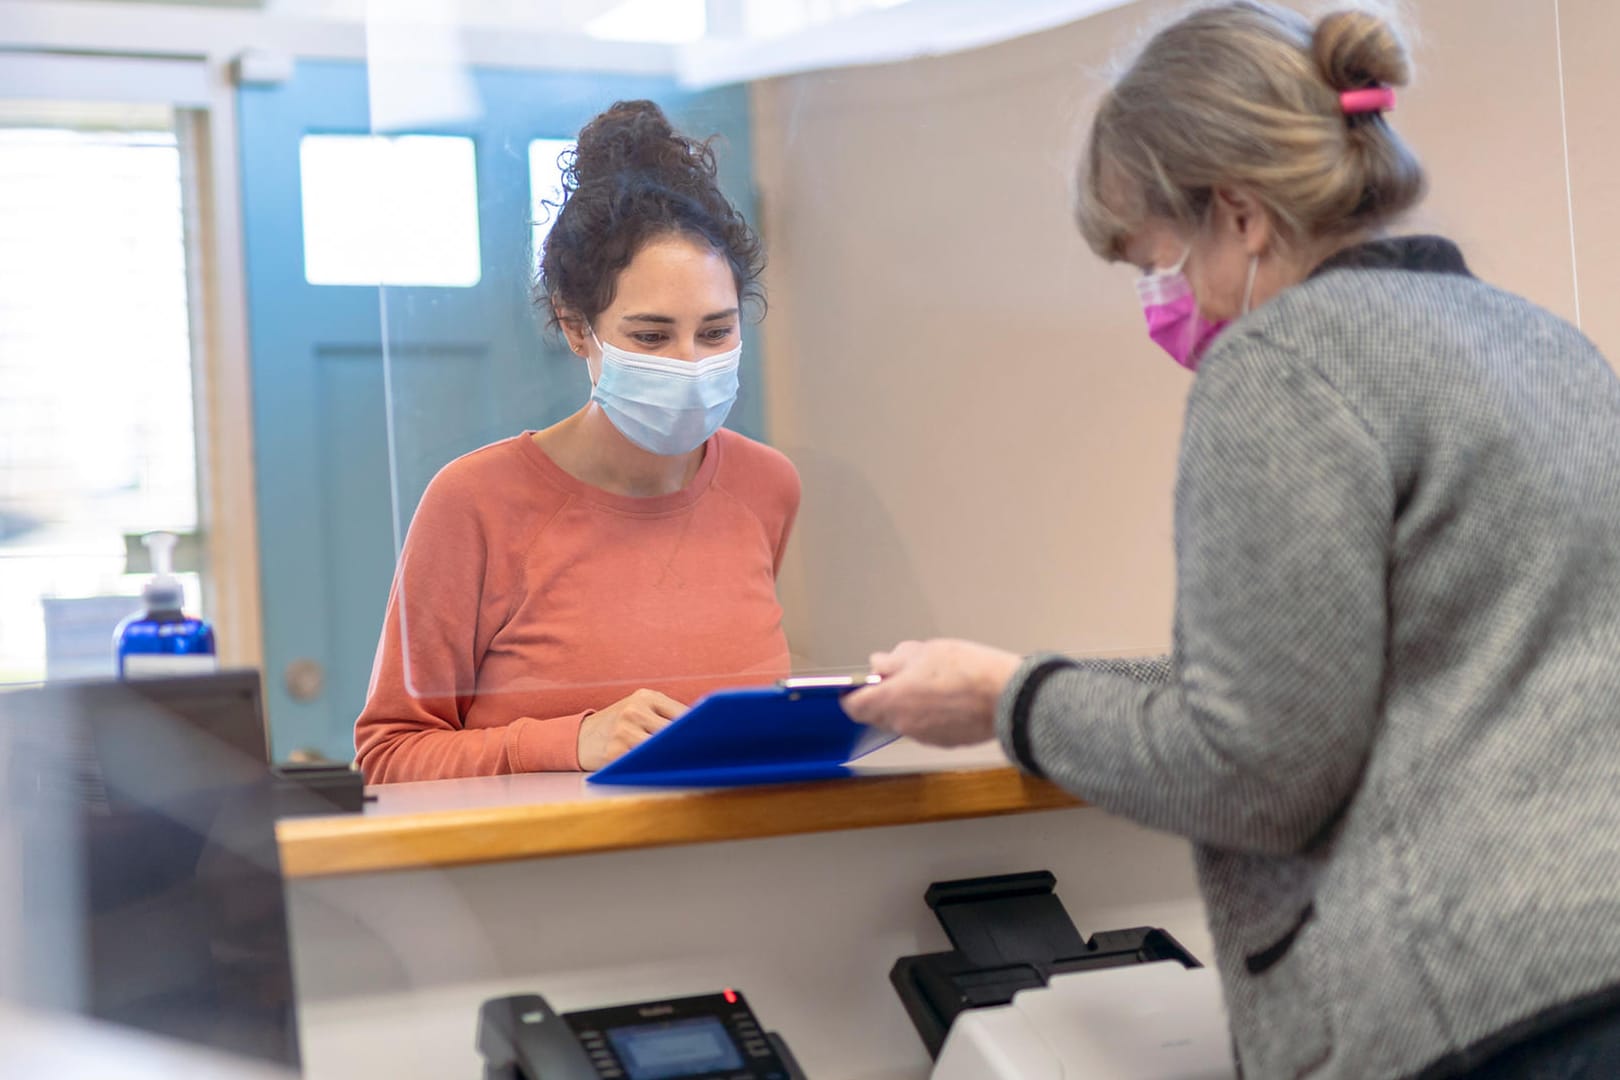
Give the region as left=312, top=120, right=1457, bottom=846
left=1340, top=86, right=1396, bottom=116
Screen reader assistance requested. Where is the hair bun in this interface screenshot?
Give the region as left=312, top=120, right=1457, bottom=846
left=1313, top=9, right=1412, bottom=92
left=538, top=99, right=765, bottom=331
left=569, top=99, right=714, bottom=188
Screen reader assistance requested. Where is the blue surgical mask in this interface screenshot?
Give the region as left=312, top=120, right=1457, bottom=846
left=589, top=332, right=741, bottom=456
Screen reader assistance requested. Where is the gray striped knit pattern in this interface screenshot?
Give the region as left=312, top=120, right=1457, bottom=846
left=995, top=257, right=1620, bottom=1078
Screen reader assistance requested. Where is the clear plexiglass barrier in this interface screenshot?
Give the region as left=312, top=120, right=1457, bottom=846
left=343, top=0, right=1600, bottom=773
left=11, top=0, right=1579, bottom=767
left=346, top=2, right=1192, bottom=780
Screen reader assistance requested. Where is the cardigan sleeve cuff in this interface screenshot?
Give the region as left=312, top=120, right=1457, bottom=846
left=994, top=653, right=1076, bottom=778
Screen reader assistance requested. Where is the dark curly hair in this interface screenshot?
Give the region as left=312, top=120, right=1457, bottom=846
left=536, top=100, right=766, bottom=331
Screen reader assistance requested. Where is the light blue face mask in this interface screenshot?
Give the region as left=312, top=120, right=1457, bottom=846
left=589, top=331, right=741, bottom=456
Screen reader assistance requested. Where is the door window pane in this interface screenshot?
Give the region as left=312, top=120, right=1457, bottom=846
left=299, top=134, right=481, bottom=287
left=584, top=0, right=706, bottom=43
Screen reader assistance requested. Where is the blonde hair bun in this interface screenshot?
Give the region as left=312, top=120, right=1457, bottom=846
left=1074, top=1, right=1427, bottom=259
left=1313, top=8, right=1413, bottom=92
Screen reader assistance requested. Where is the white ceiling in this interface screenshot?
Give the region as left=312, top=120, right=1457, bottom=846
left=21, top=0, right=1143, bottom=86
left=97, top=0, right=908, bottom=40
left=261, top=0, right=632, bottom=34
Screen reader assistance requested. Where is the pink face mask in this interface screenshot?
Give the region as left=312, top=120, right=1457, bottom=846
left=1136, top=247, right=1259, bottom=372
left=1136, top=248, right=1227, bottom=372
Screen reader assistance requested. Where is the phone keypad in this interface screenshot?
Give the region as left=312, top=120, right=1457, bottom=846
left=570, top=1028, right=623, bottom=1078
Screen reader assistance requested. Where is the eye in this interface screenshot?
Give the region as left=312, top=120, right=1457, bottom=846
left=632, top=332, right=667, bottom=346
left=703, top=326, right=736, bottom=342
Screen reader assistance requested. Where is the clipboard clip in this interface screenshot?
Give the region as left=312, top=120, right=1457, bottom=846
left=777, top=673, right=882, bottom=699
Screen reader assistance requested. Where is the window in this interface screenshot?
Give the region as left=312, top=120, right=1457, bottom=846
left=529, top=137, right=575, bottom=276
left=298, top=134, right=481, bottom=287
left=0, top=122, right=202, bottom=682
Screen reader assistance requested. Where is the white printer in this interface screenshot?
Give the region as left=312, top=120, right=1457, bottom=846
left=892, top=872, right=1236, bottom=1080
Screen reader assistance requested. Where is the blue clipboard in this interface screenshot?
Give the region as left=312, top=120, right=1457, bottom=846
left=587, top=676, right=898, bottom=787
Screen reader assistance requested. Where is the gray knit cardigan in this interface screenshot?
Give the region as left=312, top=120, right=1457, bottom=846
left=997, top=237, right=1620, bottom=1079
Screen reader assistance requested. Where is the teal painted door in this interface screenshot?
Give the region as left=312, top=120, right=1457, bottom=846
left=238, top=61, right=761, bottom=761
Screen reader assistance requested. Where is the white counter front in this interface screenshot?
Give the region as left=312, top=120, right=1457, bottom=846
left=281, top=742, right=1209, bottom=1079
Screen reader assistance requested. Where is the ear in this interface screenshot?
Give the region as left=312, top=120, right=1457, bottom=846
left=1212, top=188, right=1273, bottom=258
left=555, top=304, right=592, bottom=358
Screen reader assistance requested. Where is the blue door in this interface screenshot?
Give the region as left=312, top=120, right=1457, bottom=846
left=238, top=61, right=760, bottom=761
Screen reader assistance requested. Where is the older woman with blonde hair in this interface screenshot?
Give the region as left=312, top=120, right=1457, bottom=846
left=845, top=2, right=1620, bottom=1076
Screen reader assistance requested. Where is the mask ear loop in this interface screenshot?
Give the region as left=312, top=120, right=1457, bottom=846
left=583, top=324, right=605, bottom=387
left=1138, top=245, right=1194, bottom=281
left=1242, top=254, right=1259, bottom=316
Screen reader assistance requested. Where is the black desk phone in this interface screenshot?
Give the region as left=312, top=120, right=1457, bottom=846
left=477, top=990, right=806, bottom=1080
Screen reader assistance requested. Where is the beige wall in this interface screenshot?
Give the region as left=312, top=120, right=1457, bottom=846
left=1559, top=0, right=1620, bottom=356
left=751, top=0, right=1618, bottom=671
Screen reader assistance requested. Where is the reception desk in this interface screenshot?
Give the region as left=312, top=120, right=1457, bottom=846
left=276, top=741, right=1210, bottom=1079
left=276, top=743, right=1084, bottom=878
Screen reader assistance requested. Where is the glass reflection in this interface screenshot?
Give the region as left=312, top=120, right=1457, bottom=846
left=0, top=676, right=298, bottom=1067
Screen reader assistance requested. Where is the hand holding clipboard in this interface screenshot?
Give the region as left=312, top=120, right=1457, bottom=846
left=586, top=673, right=895, bottom=787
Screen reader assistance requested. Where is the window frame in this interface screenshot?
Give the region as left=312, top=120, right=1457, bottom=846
left=0, top=52, right=265, bottom=674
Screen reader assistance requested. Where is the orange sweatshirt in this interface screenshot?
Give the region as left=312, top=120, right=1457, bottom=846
left=354, top=428, right=800, bottom=782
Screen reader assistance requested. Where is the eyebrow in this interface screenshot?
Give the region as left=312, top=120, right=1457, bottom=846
left=621, top=309, right=739, bottom=324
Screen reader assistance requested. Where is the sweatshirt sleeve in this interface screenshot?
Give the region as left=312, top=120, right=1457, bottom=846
left=996, top=340, right=1393, bottom=855
left=353, top=468, right=587, bottom=782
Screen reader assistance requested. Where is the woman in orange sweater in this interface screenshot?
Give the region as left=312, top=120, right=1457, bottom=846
left=354, top=101, right=800, bottom=782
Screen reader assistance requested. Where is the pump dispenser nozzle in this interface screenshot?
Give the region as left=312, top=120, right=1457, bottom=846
left=140, top=531, right=185, bottom=612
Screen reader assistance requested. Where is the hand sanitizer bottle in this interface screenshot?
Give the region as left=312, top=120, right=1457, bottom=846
left=114, top=532, right=217, bottom=678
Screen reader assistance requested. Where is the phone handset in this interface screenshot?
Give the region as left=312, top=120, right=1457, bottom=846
left=477, top=994, right=598, bottom=1080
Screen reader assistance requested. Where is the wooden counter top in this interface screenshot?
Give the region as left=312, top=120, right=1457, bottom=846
left=274, top=741, right=1082, bottom=879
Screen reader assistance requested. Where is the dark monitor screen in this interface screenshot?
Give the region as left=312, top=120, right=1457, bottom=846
left=0, top=673, right=300, bottom=1068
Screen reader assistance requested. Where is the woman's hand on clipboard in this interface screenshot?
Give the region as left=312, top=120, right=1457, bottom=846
left=840, top=639, right=1022, bottom=746
left=577, top=689, right=688, bottom=770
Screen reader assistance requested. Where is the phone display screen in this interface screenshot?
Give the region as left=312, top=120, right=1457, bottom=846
left=606, top=1016, right=743, bottom=1079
